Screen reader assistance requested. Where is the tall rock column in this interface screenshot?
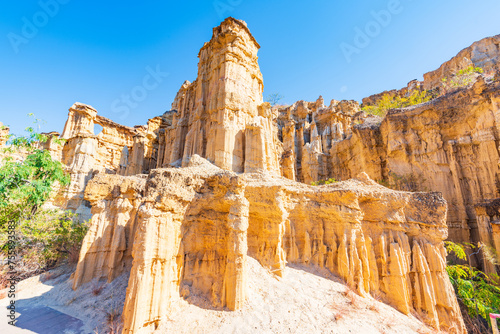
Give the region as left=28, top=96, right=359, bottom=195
left=126, top=133, right=145, bottom=175
left=223, top=180, right=249, bottom=310
left=54, top=103, right=99, bottom=219
left=475, top=200, right=500, bottom=275
left=158, top=18, right=280, bottom=175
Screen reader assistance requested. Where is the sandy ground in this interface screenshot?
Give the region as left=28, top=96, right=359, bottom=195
left=0, top=258, right=433, bottom=334
left=156, top=257, right=430, bottom=334
left=0, top=265, right=128, bottom=334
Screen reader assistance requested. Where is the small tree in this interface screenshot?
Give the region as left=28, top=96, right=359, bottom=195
left=0, top=115, right=88, bottom=284
left=445, top=241, right=500, bottom=333
left=265, top=93, right=284, bottom=107
left=441, top=65, right=484, bottom=95
left=0, top=115, right=69, bottom=223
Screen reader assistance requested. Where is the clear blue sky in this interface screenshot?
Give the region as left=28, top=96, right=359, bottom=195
left=1, top=0, right=499, bottom=135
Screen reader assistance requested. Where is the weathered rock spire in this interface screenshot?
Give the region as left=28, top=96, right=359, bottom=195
left=156, top=17, right=280, bottom=174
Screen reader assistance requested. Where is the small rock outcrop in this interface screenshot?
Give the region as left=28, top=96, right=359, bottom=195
left=475, top=199, right=500, bottom=274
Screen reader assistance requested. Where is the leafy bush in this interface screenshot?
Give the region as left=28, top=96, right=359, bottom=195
left=445, top=241, right=500, bottom=333
left=441, top=65, right=484, bottom=94
left=0, top=115, right=88, bottom=286
left=0, top=210, right=88, bottom=285
left=311, top=178, right=338, bottom=186
left=362, top=90, right=432, bottom=117
left=0, top=115, right=69, bottom=223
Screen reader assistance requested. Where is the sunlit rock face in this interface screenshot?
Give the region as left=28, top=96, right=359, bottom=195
left=283, top=78, right=500, bottom=271
left=74, top=156, right=465, bottom=333
left=275, top=35, right=500, bottom=273
left=43, top=17, right=492, bottom=334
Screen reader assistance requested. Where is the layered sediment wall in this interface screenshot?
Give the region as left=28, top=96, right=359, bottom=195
left=73, top=156, right=465, bottom=333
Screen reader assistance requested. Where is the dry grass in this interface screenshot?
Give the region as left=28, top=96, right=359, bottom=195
left=105, top=308, right=123, bottom=334
left=92, top=282, right=105, bottom=296
left=342, top=286, right=360, bottom=308
left=329, top=305, right=347, bottom=322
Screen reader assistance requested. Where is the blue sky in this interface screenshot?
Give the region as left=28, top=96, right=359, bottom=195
left=1, top=0, right=499, bottom=135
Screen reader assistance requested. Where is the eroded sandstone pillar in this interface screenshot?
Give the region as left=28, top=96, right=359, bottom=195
left=223, top=185, right=249, bottom=310
left=61, top=102, right=97, bottom=139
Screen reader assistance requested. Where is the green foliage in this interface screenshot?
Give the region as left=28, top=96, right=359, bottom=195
left=362, top=90, right=432, bottom=117
left=0, top=149, right=69, bottom=220
left=0, top=114, right=86, bottom=284
left=265, top=93, right=285, bottom=107
left=311, top=178, right=338, bottom=186
left=446, top=241, right=500, bottom=330
left=1, top=210, right=88, bottom=269
left=441, top=65, right=484, bottom=94
left=0, top=115, right=69, bottom=225
left=445, top=241, right=467, bottom=261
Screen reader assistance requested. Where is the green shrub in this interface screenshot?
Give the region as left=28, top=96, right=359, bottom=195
left=362, top=90, right=432, bottom=117
left=445, top=241, right=500, bottom=332
left=0, top=115, right=88, bottom=285
left=311, top=178, right=338, bottom=186
left=441, top=65, right=484, bottom=94
left=0, top=114, right=69, bottom=223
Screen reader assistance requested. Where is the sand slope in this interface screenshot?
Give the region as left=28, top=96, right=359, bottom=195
left=1, top=257, right=434, bottom=334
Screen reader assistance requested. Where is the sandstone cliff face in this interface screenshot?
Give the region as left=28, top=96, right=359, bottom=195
left=277, top=77, right=500, bottom=272
left=55, top=103, right=158, bottom=218
left=73, top=156, right=465, bottom=333
left=318, top=80, right=500, bottom=265
left=72, top=174, right=146, bottom=289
